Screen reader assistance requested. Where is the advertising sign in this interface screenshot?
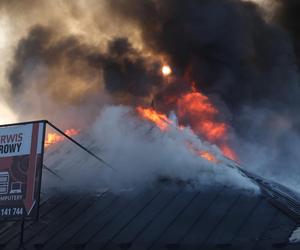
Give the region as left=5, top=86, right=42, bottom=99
left=0, top=121, right=45, bottom=220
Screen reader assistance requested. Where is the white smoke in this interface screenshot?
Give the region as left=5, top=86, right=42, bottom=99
left=43, top=105, right=259, bottom=194
left=236, top=106, right=300, bottom=191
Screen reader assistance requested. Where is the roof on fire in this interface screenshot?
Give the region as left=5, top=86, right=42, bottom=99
left=0, top=182, right=299, bottom=250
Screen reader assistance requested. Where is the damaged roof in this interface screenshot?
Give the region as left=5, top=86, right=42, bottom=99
left=0, top=180, right=299, bottom=250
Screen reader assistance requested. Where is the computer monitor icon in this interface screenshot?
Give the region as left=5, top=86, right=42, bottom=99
left=10, top=182, right=22, bottom=194
left=0, top=172, right=9, bottom=194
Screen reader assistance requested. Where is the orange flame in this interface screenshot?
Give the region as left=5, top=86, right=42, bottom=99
left=45, top=128, right=80, bottom=147
left=136, top=107, right=173, bottom=131
left=200, top=121, right=227, bottom=142
left=137, top=107, right=218, bottom=163
left=199, top=151, right=218, bottom=163
left=220, top=145, right=238, bottom=162
left=186, top=142, right=218, bottom=163
left=137, top=85, right=238, bottom=162
left=177, top=90, right=226, bottom=142
left=177, top=87, right=237, bottom=161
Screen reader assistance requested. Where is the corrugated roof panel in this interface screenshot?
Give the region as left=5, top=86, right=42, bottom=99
left=202, top=192, right=262, bottom=248
left=180, top=187, right=240, bottom=247
left=107, top=188, right=182, bottom=247
left=42, top=191, right=116, bottom=250
left=253, top=212, right=296, bottom=249
left=85, top=188, right=162, bottom=249
left=66, top=192, right=137, bottom=247
left=154, top=187, right=224, bottom=246
left=0, top=184, right=299, bottom=249
left=230, top=198, right=279, bottom=249
left=130, top=188, right=200, bottom=249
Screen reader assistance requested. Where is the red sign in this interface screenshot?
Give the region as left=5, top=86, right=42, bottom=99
left=0, top=121, right=45, bottom=220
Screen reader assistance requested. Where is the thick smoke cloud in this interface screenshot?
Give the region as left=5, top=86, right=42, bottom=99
left=8, top=25, right=163, bottom=124
left=108, top=0, right=299, bottom=112
left=2, top=0, right=300, bottom=189
left=274, top=0, right=300, bottom=65
left=103, top=37, right=162, bottom=97
left=105, top=0, right=300, bottom=186
left=7, top=0, right=300, bottom=127
left=10, top=26, right=161, bottom=96
left=43, top=105, right=259, bottom=193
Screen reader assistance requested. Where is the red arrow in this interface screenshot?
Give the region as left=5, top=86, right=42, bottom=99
left=24, top=123, right=39, bottom=215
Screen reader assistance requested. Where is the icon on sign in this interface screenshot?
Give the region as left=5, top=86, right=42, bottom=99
left=0, top=172, right=9, bottom=194
left=10, top=182, right=22, bottom=194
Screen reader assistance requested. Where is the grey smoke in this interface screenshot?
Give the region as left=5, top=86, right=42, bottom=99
left=43, top=105, right=259, bottom=193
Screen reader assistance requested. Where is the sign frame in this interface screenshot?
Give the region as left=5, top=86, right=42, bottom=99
left=0, top=120, right=47, bottom=221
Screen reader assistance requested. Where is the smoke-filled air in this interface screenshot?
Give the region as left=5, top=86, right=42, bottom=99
left=1, top=0, right=300, bottom=192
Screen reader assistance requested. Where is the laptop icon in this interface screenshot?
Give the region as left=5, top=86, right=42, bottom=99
left=10, top=182, right=22, bottom=194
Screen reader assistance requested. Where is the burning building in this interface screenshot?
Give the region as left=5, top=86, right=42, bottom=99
left=0, top=0, right=300, bottom=181
left=1, top=0, right=300, bottom=248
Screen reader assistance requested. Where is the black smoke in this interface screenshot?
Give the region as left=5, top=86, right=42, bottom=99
left=9, top=1, right=300, bottom=123
left=104, top=0, right=300, bottom=182
left=103, top=38, right=162, bottom=97
left=108, top=0, right=300, bottom=112
left=8, top=25, right=163, bottom=112
left=274, top=0, right=300, bottom=65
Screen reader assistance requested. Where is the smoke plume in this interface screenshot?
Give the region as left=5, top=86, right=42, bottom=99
left=274, top=0, right=300, bottom=65
left=43, top=105, right=258, bottom=193
left=1, top=0, right=300, bottom=189
left=108, top=0, right=299, bottom=109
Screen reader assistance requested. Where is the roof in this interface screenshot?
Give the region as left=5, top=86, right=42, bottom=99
left=0, top=182, right=299, bottom=250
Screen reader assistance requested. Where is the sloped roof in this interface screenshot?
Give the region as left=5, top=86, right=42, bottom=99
left=0, top=182, right=299, bottom=250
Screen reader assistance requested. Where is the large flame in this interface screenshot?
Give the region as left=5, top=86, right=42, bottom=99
left=45, top=128, right=80, bottom=147
left=177, top=87, right=237, bottom=160
left=177, top=88, right=227, bottom=142
left=137, top=84, right=237, bottom=162
left=137, top=106, right=219, bottom=163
